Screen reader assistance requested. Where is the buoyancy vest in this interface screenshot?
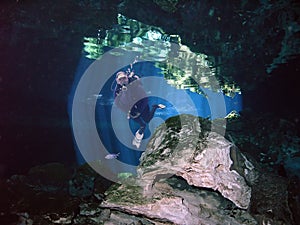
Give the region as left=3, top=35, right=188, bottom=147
left=114, top=76, right=148, bottom=115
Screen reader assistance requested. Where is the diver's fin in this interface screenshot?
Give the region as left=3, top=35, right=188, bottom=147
left=132, top=131, right=144, bottom=148
left=157, top=104, right=166, bottom=109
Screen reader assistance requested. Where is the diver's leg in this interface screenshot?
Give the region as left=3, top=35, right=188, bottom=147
left=132, top=117, right=146, bottom=148
left=133, top=117, right=146, bottom=135
left=143, top=104, right=165, bottom=123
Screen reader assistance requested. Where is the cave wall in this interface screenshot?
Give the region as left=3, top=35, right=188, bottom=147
left=118, top=0, right=300, bottom=117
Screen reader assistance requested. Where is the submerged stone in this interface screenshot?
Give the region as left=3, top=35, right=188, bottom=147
left=100, top=114, right=261, bottom=224
left=101, top=114, right=295, bottom=224
left=138, top=114, right=257, bottom=209
left=26, top=163, right=71, bottom=193
left=68, top=163, right=99, bottom=198
left=102, top=176, right=257, bottom=225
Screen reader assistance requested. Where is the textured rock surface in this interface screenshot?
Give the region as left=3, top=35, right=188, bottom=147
left=100, top=114, right=295, bottom=224
left=100, top=114, right=259, bottom=224
left=102, top=176, right=257, bottom=225
left=0, top=121, right=296, bottom=224
left=137, top=114, right=258, bottom=209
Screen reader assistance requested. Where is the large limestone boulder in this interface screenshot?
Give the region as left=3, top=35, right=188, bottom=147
left=2, top=114, right=295, bottom=224
left=137, top=114, right=258, bottom=209
left=100, top=114, right=262, bottom=224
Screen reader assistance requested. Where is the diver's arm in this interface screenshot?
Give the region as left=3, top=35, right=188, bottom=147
left=128, top=71, right=140, bottom=81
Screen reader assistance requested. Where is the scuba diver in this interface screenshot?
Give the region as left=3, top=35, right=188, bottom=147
left=113, top=68, right=165, bottom=148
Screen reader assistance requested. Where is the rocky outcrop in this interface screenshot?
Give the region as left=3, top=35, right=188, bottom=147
left=101, top=114, right=295, bottom=225
left=137, top=114, right=258, bottom=209
left=0, top=116, right=297, bottom=224
left=102, top=176, right=257, bottom=225
left=100, top=114, right=259, bottom=224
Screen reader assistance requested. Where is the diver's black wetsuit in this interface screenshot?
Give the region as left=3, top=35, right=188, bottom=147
left=114, top=76, right=158, bottom=134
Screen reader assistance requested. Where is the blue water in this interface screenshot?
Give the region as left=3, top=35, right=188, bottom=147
left=68, top=54, right=242, bottom=169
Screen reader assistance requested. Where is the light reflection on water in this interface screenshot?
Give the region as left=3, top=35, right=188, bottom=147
left=83, top=13, right=241, bottom=97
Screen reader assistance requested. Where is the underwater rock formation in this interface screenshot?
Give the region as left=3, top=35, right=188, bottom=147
left=102, top=177, right=257, bottom=225
left=0, top=115, right=297, bottom=224
left=137, top=114, right=257, bottom=209
left=100, top=114, right=258, bottom=224
left=99, top=114, right=293, bottom=224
